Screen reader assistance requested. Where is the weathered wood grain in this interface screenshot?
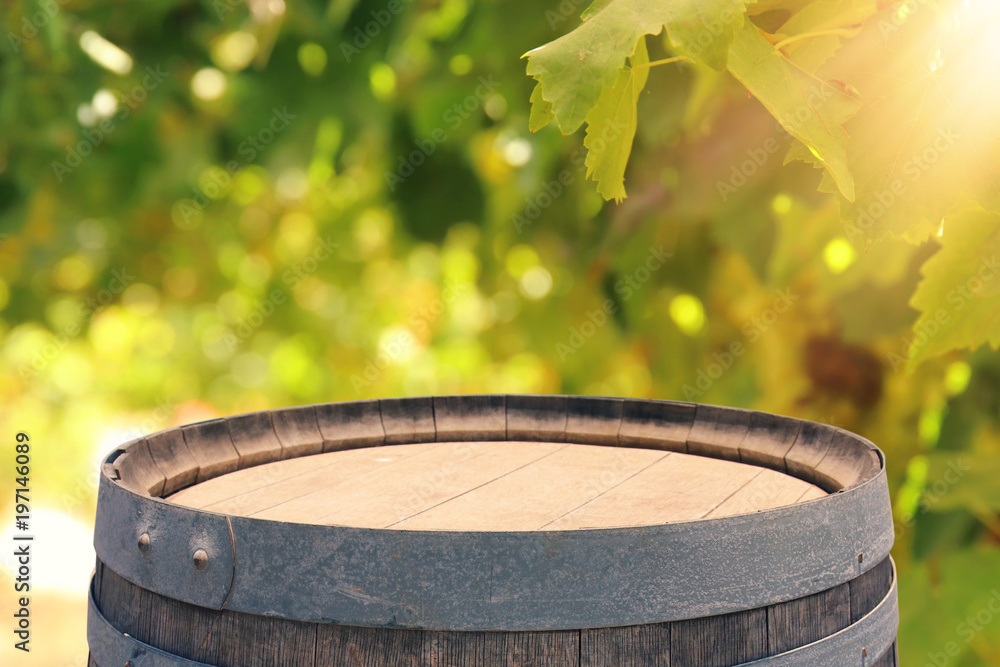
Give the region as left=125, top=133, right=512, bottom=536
left=195, top=444, right=435, bottom=516
left=381, top=396, right=436, bottom=444
left=850, top=554, right=894, bottom=623
left=395, top=443, right=644, bottom=531
left=580, top=624, right=670, bottom=666
left=687, top=404, right=752, bottom=462
left=181, top=418, right=242, bottom=484
left=704, top=468, right=817, bottom=518
left=506, top=394, right=568, bottom=442
left=738, top=412, right=802, bottom=473
left=767, top=581, right=851, bottom=654
left=812, top=429, right=881, bottom=491
left=145, top=427, right=199, bottom=495
left=565, top=396, right=623, bottom=446
left=111, top=438, right=166, bottom=497
left=261, top=442, right=556, bottom=526
left=93, top=555, right=895, bottom=667
left=316, top=399, right=386, bottom=451
left=618, top=399, right=694, bottom=452
left=671, top=607, right=768, bottom=667
left=434, top=394, right=507, bottom=441
left=271, top=405, right=325, bottom=459
left=316, top=624, right=422, bottom=666
left=784, top=421, right=835, bottom=488
left=168, top=443, right=824, bottom=529
left=226, top=411, right=283, bottom=469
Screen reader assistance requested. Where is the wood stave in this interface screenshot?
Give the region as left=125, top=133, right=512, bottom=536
left=89, top=556, right=897, bottom=666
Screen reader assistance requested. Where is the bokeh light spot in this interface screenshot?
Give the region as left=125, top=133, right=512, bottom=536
left=54, top=255, right=95, bottom=291
left=505, top=245, right=540, bottom=279
left=122, top=284, right=161, bottom=316
left=823, top=237, right=856, bottom=274
left=669, top=294, right=705, bottom=336
left=191, top=67, right=227, bottom=101
left=369, top=63, right=397, bottom=100
left=771, top=193, right=793, bottom=215
left=519, top=266, right=553, bottom=300
left=92, top=89, right=118, bottom=118
left=945, top=361, right=972, bottom=395
left=79, top=31, right=133, bottom=74
left=449, top=54, right=473, bottom=75
left=298, top=43, right=328, bottom=76
left=213, top=32, right=258, bottom=72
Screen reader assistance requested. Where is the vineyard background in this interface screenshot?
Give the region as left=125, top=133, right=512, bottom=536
left=2, top=0, right=1000, bottom=664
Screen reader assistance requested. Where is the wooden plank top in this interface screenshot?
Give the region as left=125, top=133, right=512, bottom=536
left=166, top=441, right=826, bottom=531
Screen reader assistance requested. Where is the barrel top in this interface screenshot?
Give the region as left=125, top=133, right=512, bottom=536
left=95, top=395, right=893, bottom=630
left=166, top=441, right=826, bottom=530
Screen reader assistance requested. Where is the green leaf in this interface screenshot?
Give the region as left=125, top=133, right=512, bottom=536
left=771, top=0, right=877, bottom=70
left=907, top=206, right=1000, bottom=369
left=661, top=0, right=749, bottom=70
left=725, top=21, right=861, bottom=201
left=525, top=0, right=748, bottom=134
left=582, top=38, right=649, bottom=202
left=528, top=83, right=555, bottom=133
left=580, top=0, right=613, bottom=21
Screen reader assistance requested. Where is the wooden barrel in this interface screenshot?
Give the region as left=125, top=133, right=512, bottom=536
left=88, top=395, right=898, bottom=666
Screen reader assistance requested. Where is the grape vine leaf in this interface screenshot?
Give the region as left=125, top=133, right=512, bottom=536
left=660, top=0, right=749, bottom=69
left=581, top=0, right=613, bottom=21
left=529, top=84, right=555, bottom=133
left=582, top=38, right=649, bottom=202
left=726, top=20, right=861, bottom=201
left=771, top=0, right=877, bottom=70
left=525, top=0, right=748, bottom=135
left=906, top=206, right=1000, bottom=369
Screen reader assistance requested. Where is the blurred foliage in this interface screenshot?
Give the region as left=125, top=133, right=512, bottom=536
left=530, top=0, right=1000, bottom=368
left=0, top=0, right=999, bottom=665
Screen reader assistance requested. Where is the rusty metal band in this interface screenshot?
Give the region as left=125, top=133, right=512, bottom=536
left=94, top=465, right=892, bottom=631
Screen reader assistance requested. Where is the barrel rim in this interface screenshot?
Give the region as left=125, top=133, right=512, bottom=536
left=93, top=395, right=895, bottom=631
